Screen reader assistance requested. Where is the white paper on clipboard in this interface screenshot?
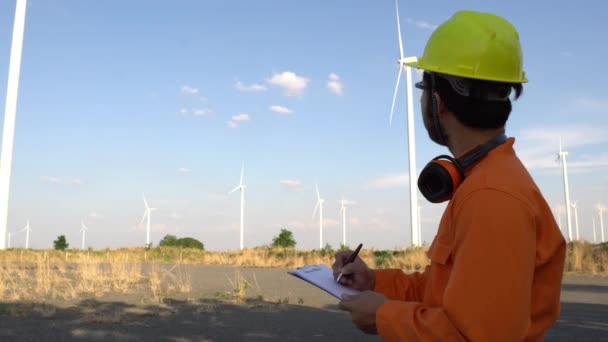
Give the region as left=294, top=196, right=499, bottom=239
left=288, top=264, right=360, bottom=299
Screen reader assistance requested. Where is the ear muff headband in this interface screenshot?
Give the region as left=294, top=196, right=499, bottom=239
left=418, top=134, right=508, bottom=203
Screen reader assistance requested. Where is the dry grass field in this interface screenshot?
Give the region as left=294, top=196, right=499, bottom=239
left=0, top=242, right=605, bottom=341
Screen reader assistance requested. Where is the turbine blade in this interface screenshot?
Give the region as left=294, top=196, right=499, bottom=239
left=390, top=67, right=403, bottom=125
left=143, top=194, right=149, bottom=209
left=139, top=211, right=147, bottom=226
left=396, top=0, right=404, bottom=59
left=316, top=184, right=320, bottom=199
left=229, top=185, right=240, bottom=194
left=312, top=201, right=319, bottom=219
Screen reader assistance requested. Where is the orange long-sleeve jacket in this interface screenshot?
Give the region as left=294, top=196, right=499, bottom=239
left=374, top=138, right=566, bottom=342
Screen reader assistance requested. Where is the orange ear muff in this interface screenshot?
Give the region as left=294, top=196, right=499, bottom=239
left=418, top=134, right=508, bottom=204
left=418, top=156, right=464, bottom=203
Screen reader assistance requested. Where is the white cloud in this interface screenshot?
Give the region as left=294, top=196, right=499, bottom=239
left=177, top=167, right=192, bottom=174
left=72, top=178, right=84, bottom=185
left=270, top=105, right=293, bottom=114
left=406, top=18, right=438, bottom=30
left=192, top=108, right=212, bottom=116
left=227, top=113, right=250, bottom=128
left=181, top=85, right=199, bottom=95
left=267, top=71, right=310, bottom=96
left=231, top=113, right=250, bottom=122
left=327, top=73, right=343, bottom=95
left=180, top=108, right=188, bottom=114
left=367, top=173, right=410, bottom=189
left=169, top=212, right=182, bottom=220
left=89, top=211, right=102, bottom=219
left=41, top=176, right=61, bottom=184
left=280, top=179, right=302, bottom=188
left=235, top=81, right=267, bottom=92
left=516, top=125, right=608, bottom=172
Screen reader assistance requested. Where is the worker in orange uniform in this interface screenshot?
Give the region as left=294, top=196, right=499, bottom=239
left=333, top=10, right=566, bottom=341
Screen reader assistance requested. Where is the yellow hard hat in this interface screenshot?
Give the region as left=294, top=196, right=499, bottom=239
left=406, top=10, right=527, bottom=83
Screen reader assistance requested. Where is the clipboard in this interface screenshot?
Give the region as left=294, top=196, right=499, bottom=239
left=287, top=264, right=360, bottom=300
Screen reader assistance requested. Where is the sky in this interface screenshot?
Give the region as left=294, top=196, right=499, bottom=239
left=0, top=0, right=607, bottom=251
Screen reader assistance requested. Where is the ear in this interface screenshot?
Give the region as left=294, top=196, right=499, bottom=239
left=433, top=92, right=447, bottom=114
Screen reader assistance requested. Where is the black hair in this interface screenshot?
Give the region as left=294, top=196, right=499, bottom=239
left=423, top=72, right=523, bottom=129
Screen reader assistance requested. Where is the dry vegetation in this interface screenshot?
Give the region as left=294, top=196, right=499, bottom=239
left=0, top=242, right=605, bottom=302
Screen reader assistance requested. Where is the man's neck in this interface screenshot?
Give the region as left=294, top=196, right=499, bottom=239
left=447, top=128, right=505, bottom=157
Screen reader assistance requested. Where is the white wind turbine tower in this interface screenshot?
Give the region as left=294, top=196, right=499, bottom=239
left=0, top=0, right=28, bottom=250
left=80, top=220, right=88, bottom=250
left=557, top=138, right=573, bottom=242
left=21, top=219, right=30, bottom=249
left=229, top=164, right=246, bottom=250
left=139, top=195, right=157, bottom=248
left=312, top=185, right=325, bottom=250
left=390, top=0, right=419, bottom=247
left=592, top=217, right=597, bottom=244
left=597, top=203, right=606, bottom=243
left=339, top=198, right=348, bottom=247
left=570, top=201, right=579, bottom=240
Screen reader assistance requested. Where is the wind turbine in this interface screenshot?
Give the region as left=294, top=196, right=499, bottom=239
left=80, top=219, right=88, bottom=250
left=570, top=201, right=579, bottom=240
left=390, top=0, right=419, bottom=247
left=557, top=138, right=573, bottom=242
left=6, top=232, right=11, bottom=248
left=229, top=164, right=246, bottom=250
left=22, top=219, right=30, bottom=249
left=312, top=185, right=324, bottom=250
left=139, top=195, right=157, bottom=248
left=592, top=217, right=597, bottom=244
left=598, top=203, right=606, bottom=243
left=339, top=198, right=348, bottom=247
left=0, top=0, right=28, bottom=250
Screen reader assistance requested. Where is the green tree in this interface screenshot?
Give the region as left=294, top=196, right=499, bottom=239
left=272, top=229, right=296, bottom=248
left=159, top=234, right=178, bottom=247
left=158, top=234, right=204, bottom=250
left=177, top=237, right=204, bottom=250
left=53, top=235, right=69, bottom=251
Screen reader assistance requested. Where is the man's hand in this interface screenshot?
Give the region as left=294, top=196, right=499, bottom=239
left=338, top=291, right=388, bottom=334
left=332, top=250, right=375, bottom=291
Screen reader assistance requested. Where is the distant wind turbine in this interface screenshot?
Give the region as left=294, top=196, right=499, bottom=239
left=312, top=185, right=325, bottom=250
left=598, top=203, right=606, bottom=243
left=592, top=217, right=597, bottom=244
left=557, top=138, right=573, bottom=242
left=24, top=219, right=30, bottom=249
left=0, top=0, right=28, bottom=250
left=339, top=198, right=348, bottom=247
left=390, top=0, right=419, bottom=247
left=139, top=195, right=157, bottom=248
left=229, top=164, right=246, bottom=250
left=570, top=201, right=579, bottom=240
left=80, top=219, right=88, bottom=250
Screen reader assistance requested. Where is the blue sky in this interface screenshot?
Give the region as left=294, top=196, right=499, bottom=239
left=0, top=0, right=607, bottom=250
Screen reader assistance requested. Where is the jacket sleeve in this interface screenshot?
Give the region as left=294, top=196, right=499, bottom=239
left=376, top=189, right=537, bottom=342
left=373, top=268, right=429, bottom=301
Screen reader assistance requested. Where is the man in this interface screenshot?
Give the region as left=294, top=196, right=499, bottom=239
left=333, top=10, right=566, bottom=341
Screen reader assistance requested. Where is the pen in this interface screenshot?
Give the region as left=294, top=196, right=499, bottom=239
left=336, top=243, right=363, bottom=283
